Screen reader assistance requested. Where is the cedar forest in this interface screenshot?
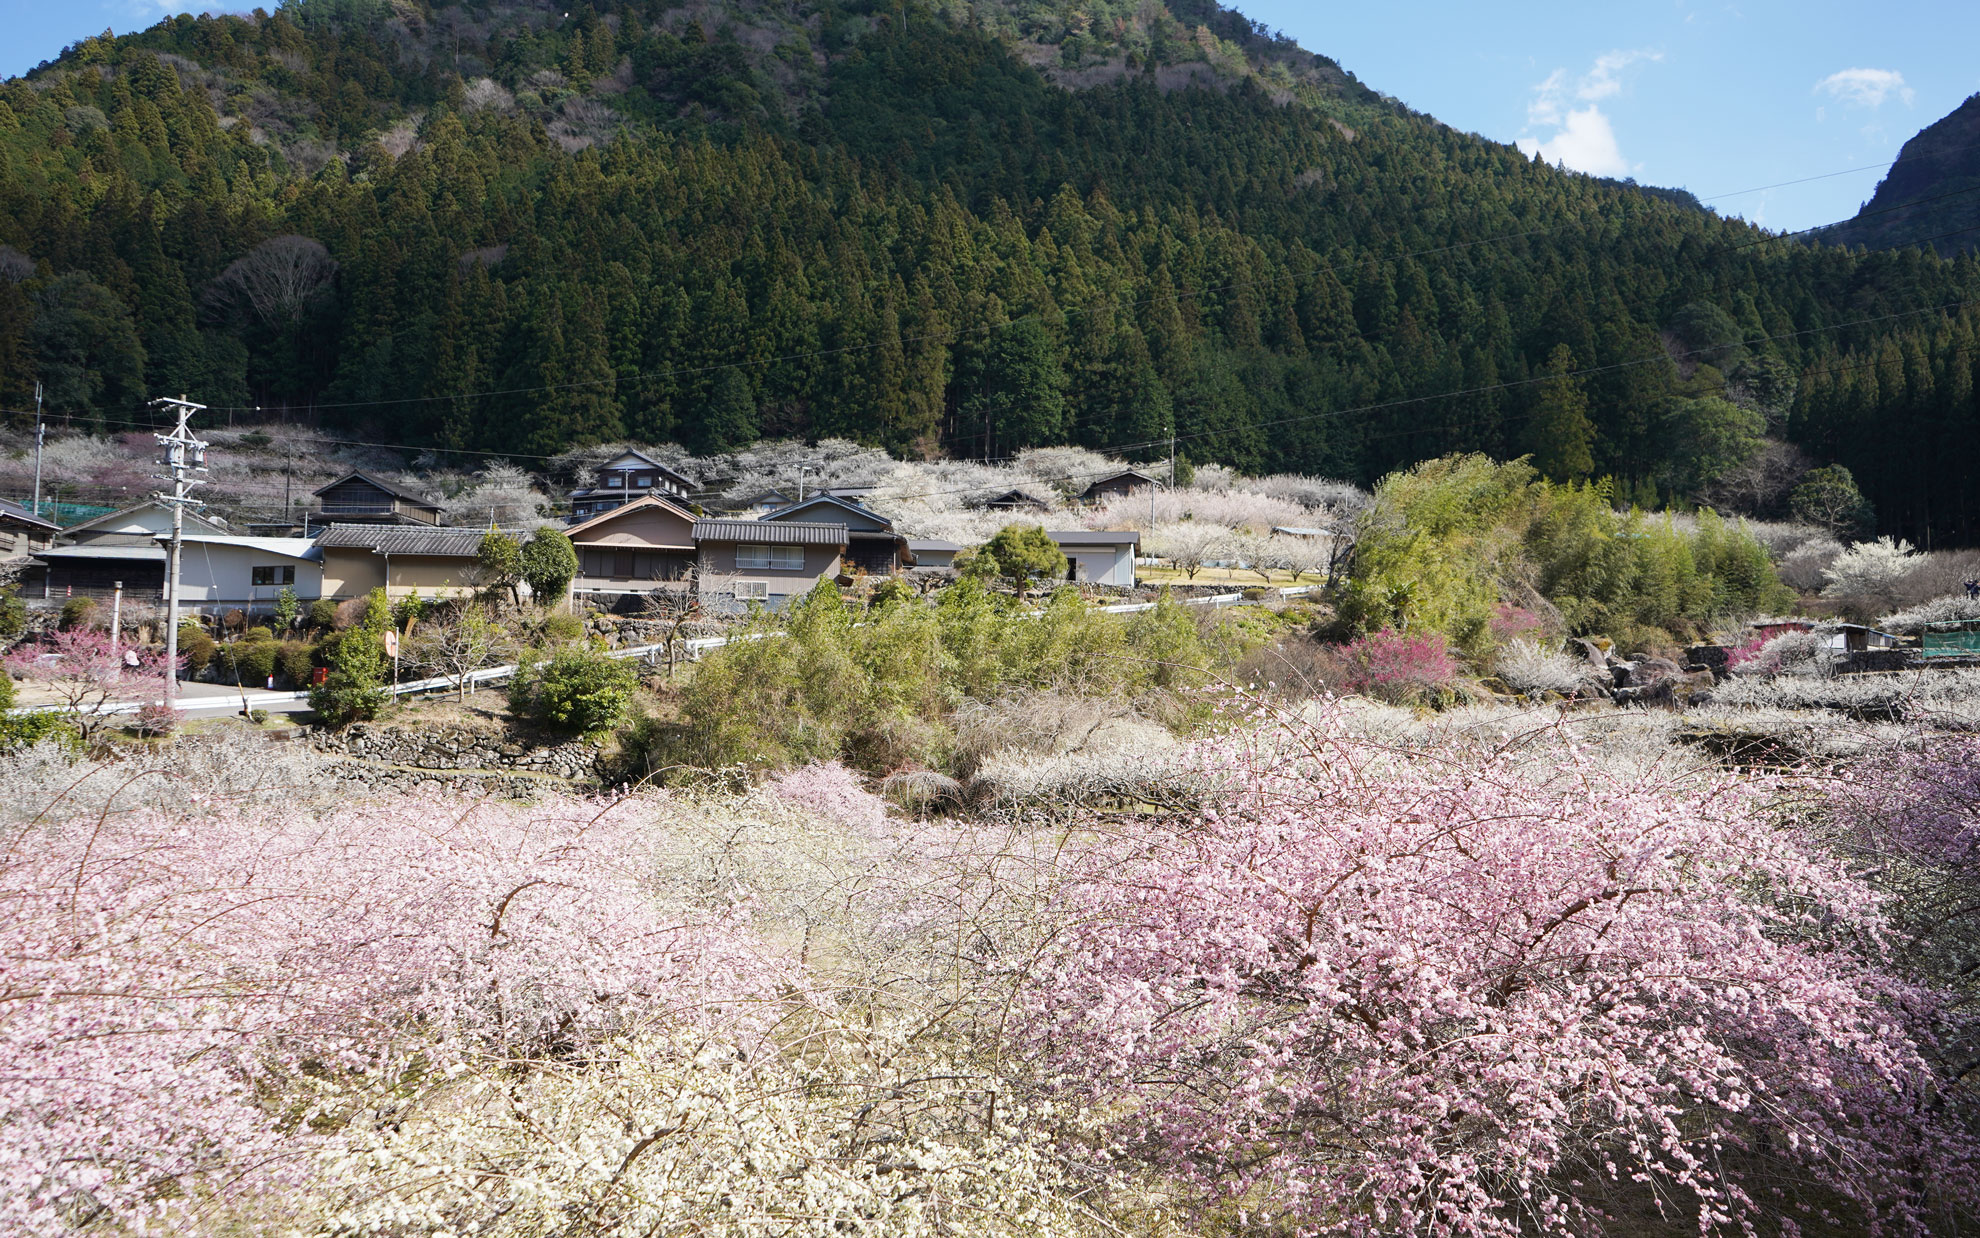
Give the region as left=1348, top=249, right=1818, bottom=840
left=2, top=0, right=1979, bottom=542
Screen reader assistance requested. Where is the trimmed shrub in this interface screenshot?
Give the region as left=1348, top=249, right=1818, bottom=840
left=60, top=597, right=98, bottom=631
left=277, top=641, right=316, bottom=688
left=307, top=599, right=338, bottom=631
left=510, top=646, right=638, bottom=735
left=0, top=711, right=79, bottom=752
left=177, top=621, right=216, bottom=676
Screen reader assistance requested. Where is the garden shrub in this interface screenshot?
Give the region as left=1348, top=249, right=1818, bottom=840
left=509, top=645, right=639, bottom=735
left=0, top=711, right=79, bottom=752
left=0, top=589, right=24, bottom=638
left=307, top=599, right=338, bottom=631
left=176, top=621, right=215, bottom=676
left=216, top=633, right=278, bottom=685
left=520, top=528, right=579, bottom=604
left=277, top=641, right=316, bottom=688
left=309, top=589, right=390, bottom=726
left=60, top=597, right=98, bottom=630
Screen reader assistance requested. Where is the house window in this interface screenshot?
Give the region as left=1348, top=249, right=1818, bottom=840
left=251, top=565, right=296, bottom=587
left=636, top=474, right=652, bottom=487
left=734, top=580, right=770, bottom=601
left=606, top=474, right=624, bottom=488
left=736, top=544, right=803, bottom=571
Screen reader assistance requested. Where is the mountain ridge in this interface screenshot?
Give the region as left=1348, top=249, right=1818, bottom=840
left=1822, top=91, right=1980, bottom=256
left=1, top=0, right=1978, bottom=543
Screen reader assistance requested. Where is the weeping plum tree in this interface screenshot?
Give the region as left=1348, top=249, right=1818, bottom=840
left=1024, top=712, right=1980, bottom=1235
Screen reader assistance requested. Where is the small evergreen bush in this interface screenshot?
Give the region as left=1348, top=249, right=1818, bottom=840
left=510, top=646, right=638, bottom=735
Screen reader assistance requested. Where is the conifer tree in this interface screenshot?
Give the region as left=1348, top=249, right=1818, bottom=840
left=1523, top=344, right=1596, bottom=482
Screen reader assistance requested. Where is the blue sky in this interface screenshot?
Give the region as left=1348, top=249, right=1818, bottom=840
left=4, top=0, right=1977, bottom=232
left=1237, top=0, right=1980, bottom=232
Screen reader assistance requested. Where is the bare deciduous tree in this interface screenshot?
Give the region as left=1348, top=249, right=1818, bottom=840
left=208, top=235, right=338, bottom=326
left=404, top=605, right=516, bottom=699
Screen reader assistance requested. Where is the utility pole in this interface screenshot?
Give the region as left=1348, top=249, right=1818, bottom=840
left=151, top=395, right=208, bottom=704
left=31, top=383, right=44, bottom=519
left=109, top=581, right=123, bottom=666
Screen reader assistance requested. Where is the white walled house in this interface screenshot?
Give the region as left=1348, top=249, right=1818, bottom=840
left=1049, top=530, right=1140, bottom=587
left=154, top=534, right=325, bottom=611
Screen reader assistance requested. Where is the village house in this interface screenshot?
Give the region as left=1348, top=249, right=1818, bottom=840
left=691, top=518, right=850, bottom=608
left=311, top=471, right=443, bottom=528
left=566, top=450, right=696, bottom=522
left=566, top=494, right=699, bottom=599
left=1050, top=529, right=1140, bottom=587
left=762, top=494, right=911, bottom=575
left=1079, top=469, right=1159, bottom=505
left=25, top=500, right=232, bottom=602
left=906, top=538, right=964, bottom=569
left=152, top=534, right=325, bottom=613
left=315, top=525, right=486, bottom=601
left=979, top=487, right=1051, bottom=512
left=0, top=498, right=60, bottom=562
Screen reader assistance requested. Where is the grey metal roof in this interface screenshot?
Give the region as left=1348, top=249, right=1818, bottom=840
left=0, top=497, right=59, bottom=531
left=1080, top=470, right=1158, bottom=492
left=907, top=539, right=964, bottom=553
left=312, top=470, right=441, bottom=509
left=35, top=544, right=168, bottom=561
left=315, top=524, right=486, bottom=556
left=692, top=519, right=848, bottom=546
left=763, top=494, right=895, bottom=529
left=1049, top=529, right=1142, bottom=547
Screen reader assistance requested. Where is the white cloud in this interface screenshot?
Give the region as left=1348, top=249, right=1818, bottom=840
left=1814, top=67, right=1914, bottom=109
left=1518, top=49, right=1659, bottom=177
left=1516, top=108, right=1631, bottom=177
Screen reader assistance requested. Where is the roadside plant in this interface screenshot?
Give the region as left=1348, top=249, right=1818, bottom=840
left=274, top=586, right=300, bottom=631
left=3, top=626, right=154, bottom=743
left=308, top=587, right=389, bottom=726
left=510, top=644, right=639, bottom=734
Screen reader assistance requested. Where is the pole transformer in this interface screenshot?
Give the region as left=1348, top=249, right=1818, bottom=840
left=151, top=395, right=208, bottom=703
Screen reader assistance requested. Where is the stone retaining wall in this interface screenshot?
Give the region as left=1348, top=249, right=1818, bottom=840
left=311, top=721, right=601, bottom=783
left=322, top=759, right=576, bottom=800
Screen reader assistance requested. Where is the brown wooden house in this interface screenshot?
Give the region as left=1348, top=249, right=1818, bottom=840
left=311, top=472, right=443, bottom=527
left=566, top=494, right=699, bottom=597
left=567, top=450, right=697, bottom=522
left=0, top=497, right=60, bottom=561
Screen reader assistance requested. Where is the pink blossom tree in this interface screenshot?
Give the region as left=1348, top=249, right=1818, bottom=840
left=0, top=793, right=788, bottom=1233
left=1023, top=714, right=1980, bottom=1235
left=3, top=626, right=160, bottom=743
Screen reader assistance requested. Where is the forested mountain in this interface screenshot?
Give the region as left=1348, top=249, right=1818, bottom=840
left=3, top=0, right=1980, bottom=542
left=1822, top=92, right=1980, bottom=258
